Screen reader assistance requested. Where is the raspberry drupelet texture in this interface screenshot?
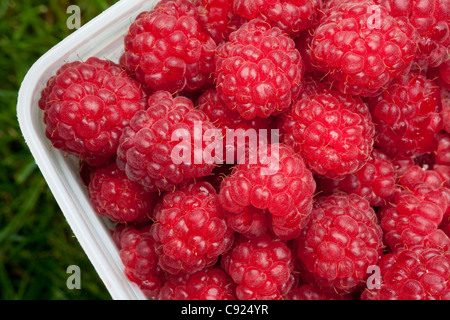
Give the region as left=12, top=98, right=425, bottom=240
left=286, top=283, right=351, bottom=300
left=195, top=89, right=271, bottom=163
left=369, top=71, right=443, bottom=158
left=221, top=233, right=295, bottom=300
left=308, top=0, right=418, bottom=96
left=442, top=87, right=450, bottom=133
left=233, top=0, right=323, bottom=37
left=380, top=182, right=450, bottom=251
left=376, top=0, right=450, bottom=70
left=296, top=192, right=383, bottom=295
left=123, top=0, right=216, bottom=93
left=433, top=132, right=450, bottom=187
left=116, top=90, right=219, bottom=192
left=319, top=149, right=397, bottom=207
left=215, top=18, right=304, bottom=120
left=280, top=83, right=375, bottom=179
left=38, top=57, right=145, bottom=167
left=159, top=266, right=237, bottom=300
left=88, top=162, right=159, bottom=224
left=194, top=0, right=245, bottom=44
left=113, top=224, right=165, bottom=299
left=361, top=245, right=450, bottom=300
left=218, top=143, right=316, bottom=240
left=150, top=180, right=234, bottom=275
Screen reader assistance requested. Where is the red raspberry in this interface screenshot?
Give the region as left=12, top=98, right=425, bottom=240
left=296, top=192, right=383, bottom=295
left=433, top=132, right=450, bottom=187
left=223, top=205, right=269, bottom=239
left=215, top=18, right=304, bottom=120
left=376, top=0, right=450, bottom=70
left=280, top=84, right=375, bottom=179
left=361, top=245, right=450, bottom=300
left=442, top=87, right=450, bottom=133
left=319, top=149, right=396, bottom=207
left=159, top=267, right=237, bottom=300
left=381, top=182, right=449, bottom=250
left=195, top=89, right=271, bottom=163
left=116, top=90, right=218, bottom=192
left=218, top=143, right=316, bottom=240
left=370, top=71, right=443, bottom=158
left=286, top=283, right=351, bottom=300
left=123, top=0, right=216, bottom=93
left=113, top=224, right=165, bottom=299
left=151, top=180, right=234, bottom=275
left=221, top=233, right=295, bottom=300
left=38, top=57, right=145, bottom=167
left=88, top=162, right=159, bottom=224
left=233, top=0, right=322, bottom=37
left=309, top=0, right=418, bottom=96
left=194, top=0, right=245, bottom=44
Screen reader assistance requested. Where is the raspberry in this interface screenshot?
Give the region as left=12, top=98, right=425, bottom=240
left=88, top=162, right=159, bottom=224
left=195, top=89, right=271, bottom=163
left=123, top=0, right=216, bottom=93
left=38, top=57, right=145, bottom=167
left=223, top=205, right=269, bottom=239
left=215, top=18, right=304, bottom=119
left=370, top=71, right=443, bottom=158
left=233, top=0, right=322, bottom=37
left=218, top=143, right=316, bottom=240
left=113, top=224, right=165, bottom=299
left=296, top=192, right=383, bottom=295
left=194, top=0, right=245, bottom=44
left=280, top=83, right=375, bottom=179
left=442, top=87, right=450, bottom=133
left=308, top=0, right=418, bottom=96
left=159, top=267, right=237, bottom=300
left=151, top=180, right=234, bottom=274
left=380, top=182, right=449, bottom=250
left=361, top=245, right=450, bottom=300
left=376, top=0, right=450, bottom=70
left=319, top=149, right=397, bottom=207
left=221, top=233, right=295, bottom=300
left=116, top=90, right=218, bottom=192
left=433, top=132, right=450, bottom=187
left=286, top=283, right=351, bottom=300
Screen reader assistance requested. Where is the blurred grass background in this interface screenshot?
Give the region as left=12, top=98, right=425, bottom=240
left=0, top=0, right=121, bottom=300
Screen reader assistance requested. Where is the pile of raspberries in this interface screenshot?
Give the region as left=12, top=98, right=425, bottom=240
left=39, top=0, right=450, bottom=300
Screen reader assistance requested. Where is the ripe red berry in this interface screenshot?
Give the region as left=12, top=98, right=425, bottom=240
left=194, top=0, right=245, bottom=44
left=296, top=192, right=383, bottom=295
left=376, top=0, right=450, bottom=69
left=116, top=90, right=219, bottom=192
left=369, top=71, right=443, bottom=158
left=218, top=143, right=316, bottom=240
left=38, top=57, right=145, bottom=167
left=309, top=0, right=418, bottom=96
left=280, top=83, right=375, bottom=179
left=361, top=245, right=450, bottom=300
left=159, top=267, right=237, bottom=300
left=215, top=18, right=304, bottom=119
left=88, top=162, right=159, bottom=224
left=114, top=224, right=165, bottom=299
left=319, top=149, right=397, bottom=207
left=123, top=0, right=216, bottom=93
left=221, top=233, right=295, bottom=300
left=151, top=180, right=234, bottom=274
left=233, top=0, right=322, bottom=37
left=381, top=182, right=449, bottom=250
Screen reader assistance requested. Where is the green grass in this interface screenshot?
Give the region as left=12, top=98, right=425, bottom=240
left=0, top=0, right=120, bottom=300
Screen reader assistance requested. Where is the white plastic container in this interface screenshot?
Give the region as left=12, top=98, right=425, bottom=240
left=16, top=0, right=161, bottom=300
